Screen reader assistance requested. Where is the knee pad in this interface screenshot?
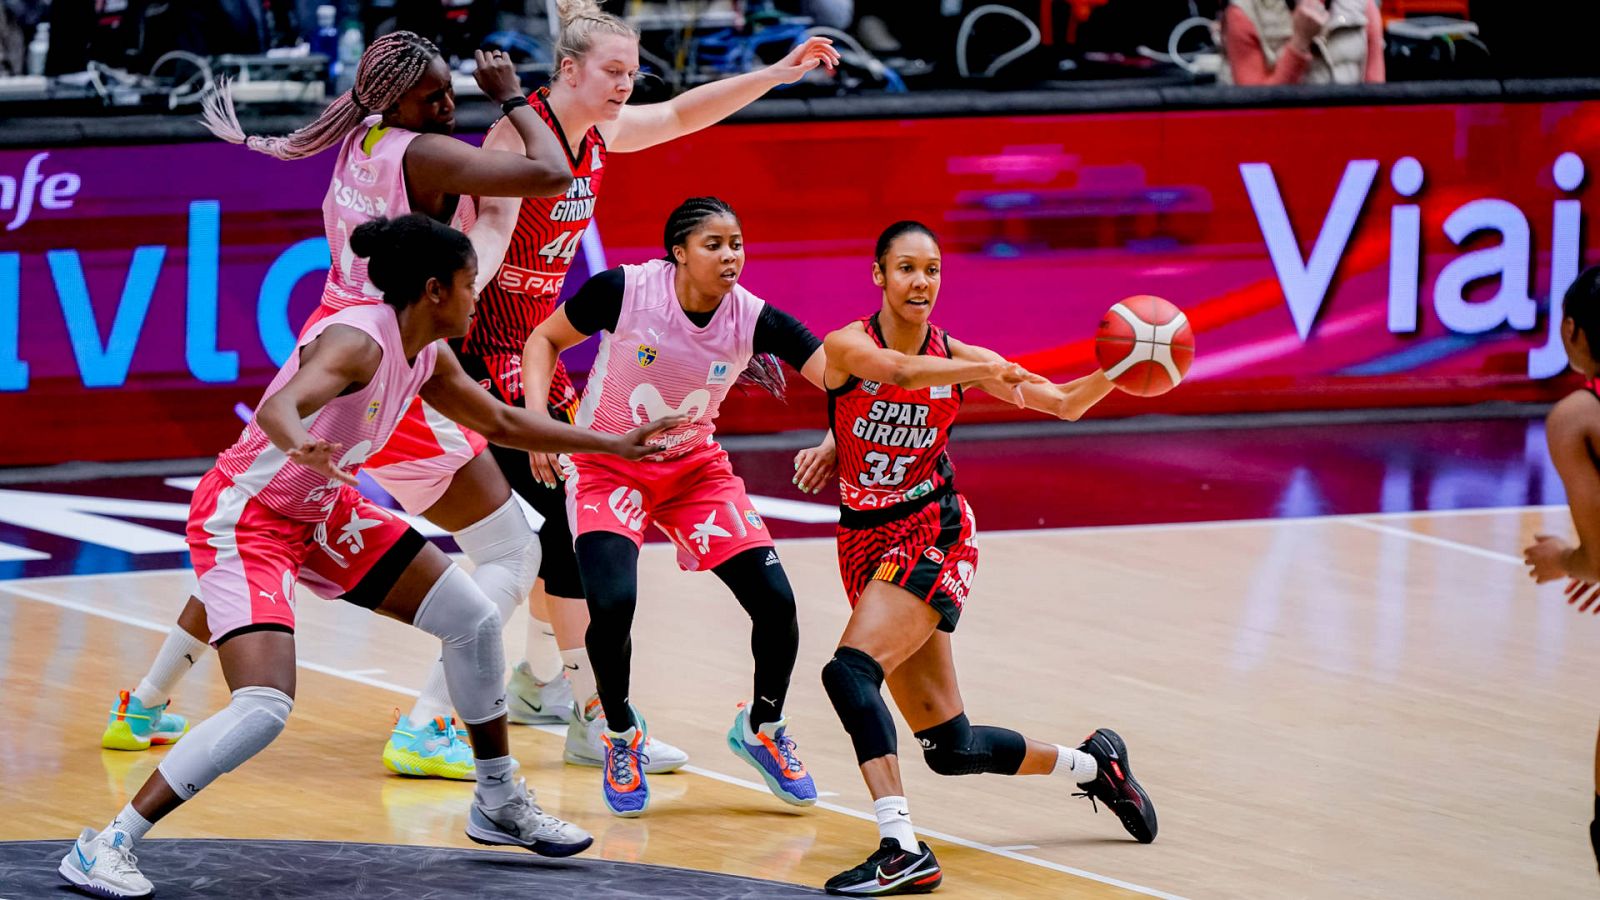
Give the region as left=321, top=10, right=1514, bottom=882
left=915, top=714, right=1027, bottom=777
left=414, top=564, right=508, bottom=724
left=158, top=685, right=292, bottom=800
left=821, top=646, right=896, bottom=764
left=453, top=497, right=540, bottom=618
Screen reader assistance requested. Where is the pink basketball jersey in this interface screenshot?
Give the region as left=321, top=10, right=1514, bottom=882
left=321, top=117, right=477, bottom=311
left=215, top=304, right=439, bottom=521
left=574, top=259, right=763, bottom=461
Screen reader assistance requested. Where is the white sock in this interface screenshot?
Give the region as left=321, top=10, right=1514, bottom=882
left=873, top=796, right=918, bottom=853
left=474, top=755, right=519, bottom=807
left=407, top=657, right=454, bottom=725
left=525, top=613, right=563, bottom=683
left=1053, top=744, right=1097, bottom=784
left=132, top=626, right=208, bottom=707
left=561, top=647, right=597, bottom=709
left=107, top=804, right=153, bottom=845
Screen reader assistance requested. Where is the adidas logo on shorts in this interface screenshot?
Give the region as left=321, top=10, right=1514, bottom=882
left=764, top=550, right=780, bottom=566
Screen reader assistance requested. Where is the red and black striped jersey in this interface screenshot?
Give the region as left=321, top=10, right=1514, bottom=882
left=827, top=314, right=963, bottom=514
left=462, top=88, right=606, bottom=411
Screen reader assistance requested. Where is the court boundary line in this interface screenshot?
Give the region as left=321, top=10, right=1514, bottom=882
left=1338, top=519, right=1526, bottom=565
left=0, top=580, right=1188, bottom=900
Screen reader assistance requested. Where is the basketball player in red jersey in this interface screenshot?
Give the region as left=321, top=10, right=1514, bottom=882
left=97, top=36, right=591, bottom=781
left=461, top=0, right=840, bottom=769
left=818, top=222, right=1159, bottom=895
left=1521, top=266, right=1600, bottom=874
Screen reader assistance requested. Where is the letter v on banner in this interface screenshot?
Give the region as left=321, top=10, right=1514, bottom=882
left=1240, top=160, right=1379, bottom=340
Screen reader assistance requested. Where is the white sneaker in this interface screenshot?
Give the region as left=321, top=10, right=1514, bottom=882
left=58, top=827, right=152, bottom=899
left=507, top=662, right=575, bottom=725
left=562, top=696, right=689, bottom=774
left=466, top=777, right=593, bottom=857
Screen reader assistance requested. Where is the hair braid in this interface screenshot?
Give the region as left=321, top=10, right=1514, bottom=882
left=200, top=31, right=439, bottom=162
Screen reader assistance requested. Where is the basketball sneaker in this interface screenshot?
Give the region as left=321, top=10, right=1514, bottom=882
left=507, top=661, right=575, bottom=725
left=466, top=777, right=593, bottom=857
left=824, top=839, right=942, bottom=896
left=382, top=714, right=475, bottom=780
left=563, top=697, right=689, bottom=773
left=1074, top=728, right=1157, bottom=843
left=600, top=724, right=650, bottom=817
left=726, top=707, right=816, bottom=806
left=58, top=827, right=152, bottom=899
left=100, top=690, right=189, bottom=751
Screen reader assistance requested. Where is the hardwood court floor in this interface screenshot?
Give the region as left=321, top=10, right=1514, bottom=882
left=3, top=505, right=1598, bottom=898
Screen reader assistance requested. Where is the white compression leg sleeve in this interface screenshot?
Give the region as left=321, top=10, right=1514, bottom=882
left=156, top=686, right=292, bottom=800
left=412, top=564, right=508, bottom=725
left=409, top=499, right=538, bottom=723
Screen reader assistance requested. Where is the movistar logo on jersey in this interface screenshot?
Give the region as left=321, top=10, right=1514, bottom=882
left=707, top=360, right=731, bottom=385
left=637, top=345, right=657, bottom=367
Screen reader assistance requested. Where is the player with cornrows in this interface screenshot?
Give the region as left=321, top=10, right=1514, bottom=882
left=817, top=221, right=1160, bottom=895
left=521, top=197, right=833, bottom=817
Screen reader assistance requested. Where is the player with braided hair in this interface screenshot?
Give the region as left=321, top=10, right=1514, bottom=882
left=95, top=36, right=588, bottom=783
left=520, top=196, right=831, bottom=818
left=465, top=0, right=839, bottom=779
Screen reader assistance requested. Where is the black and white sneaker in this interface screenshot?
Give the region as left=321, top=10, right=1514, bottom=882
left=466, top=778, right=594, bottom=857
left=824, top=838, right=942, bottom=895
left=1075, top=728, right=1158, bottom=843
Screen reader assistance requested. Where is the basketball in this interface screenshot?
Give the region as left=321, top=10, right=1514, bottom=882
left=1094, top=295, right=1195, bottom=397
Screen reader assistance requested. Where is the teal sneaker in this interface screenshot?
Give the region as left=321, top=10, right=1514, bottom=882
left=101, top=690, right=189, bottom=751
left=382, top=713, right=475, bottom=780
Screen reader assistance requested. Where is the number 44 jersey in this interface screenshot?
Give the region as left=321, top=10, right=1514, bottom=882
left=826, top=314, right=963, bottom=514
left=463, top=88, right=606, bottom=413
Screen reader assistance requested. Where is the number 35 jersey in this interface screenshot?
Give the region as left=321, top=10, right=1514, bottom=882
left=464, top=88, right=606, bottom=411
left=827, top=314, right=964, bottom=515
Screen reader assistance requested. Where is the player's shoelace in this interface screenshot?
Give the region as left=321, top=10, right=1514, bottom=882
left=772, top=733, right=804, bottom=773
left=607, top=737, right=650, bottom=786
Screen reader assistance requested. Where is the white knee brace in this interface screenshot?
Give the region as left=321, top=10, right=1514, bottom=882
left=157, top=685, right=292, bottom=800
left=452, top=496, right=541, bottom=622
left=413, top=563, right=508, bottom=724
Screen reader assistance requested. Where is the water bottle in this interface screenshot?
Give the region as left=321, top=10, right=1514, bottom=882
left=310, top=6, right=339, bottom=91
left=336, top=21, right=364, bottom=94
left=26, top=22, right=49, bottom=76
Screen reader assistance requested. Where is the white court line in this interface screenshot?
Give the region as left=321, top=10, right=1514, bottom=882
left=0, top=580, right=1187, bottom=900
left=1339, top=519, right=1526, bottom=565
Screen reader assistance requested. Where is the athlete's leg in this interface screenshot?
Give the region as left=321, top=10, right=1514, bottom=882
left=1591, top=721, right=1600, bottom=872
left=101, top=596, right=208, bottom=751
left=573, top=530, right=653, bottom=816
left=820, top=582, right=944, bottom=895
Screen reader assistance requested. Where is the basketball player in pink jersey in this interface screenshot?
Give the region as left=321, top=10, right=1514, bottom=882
left=60, top=214, right=678, bottom=899
left=463, top=0, right=839, bottom=772
left=98, top=36, right=588, bottom=780
left=818, top=222, right=1157, bottom=895
left=1521, top=266, right=1600, bottom=874
left=520, top=197, right=831, bottom=817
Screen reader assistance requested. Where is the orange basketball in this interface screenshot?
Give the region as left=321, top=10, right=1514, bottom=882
left=1094, top=295, right=1195, bottom=397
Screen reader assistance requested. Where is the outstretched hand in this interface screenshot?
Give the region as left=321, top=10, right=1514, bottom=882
left=614, top=415, right=689, bottom=460
left=793, top=440, right=836, bottom=494
left=287, top=439, right=357, bottom=486
left=474, top=49, right=524, bottom=105
left=1524, top=533, right=1572, bottom=584
left=768, top=36, right=841, bottom=84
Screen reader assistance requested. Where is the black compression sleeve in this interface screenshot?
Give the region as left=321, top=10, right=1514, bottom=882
left=562, top=268, right=626, bottom=335
left=753, top=304, right=822, bottom=371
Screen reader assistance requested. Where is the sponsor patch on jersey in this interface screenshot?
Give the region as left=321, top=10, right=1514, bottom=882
left=862, top=380, right=881, bottom=395
left=744, top=509, right=763, bottom=530
left=904, top=479, right=935, bottom=501
left=923, top=547, right=945, bottom=564
left=476, top=378, right=494, bottom=393
left=707, top=360, right=732, bottom=385
left=637, top=345, right=658, bottom=367
left=930, top=385, right=952, bottom=399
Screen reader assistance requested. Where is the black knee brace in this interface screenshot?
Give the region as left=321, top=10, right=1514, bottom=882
left=821, top=646, right=896, bottom=764
left=914, top=713, right=1027, bottom=777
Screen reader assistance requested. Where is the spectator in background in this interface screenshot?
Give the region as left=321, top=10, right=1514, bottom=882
left=1221, top=0, right=1383, bottom=85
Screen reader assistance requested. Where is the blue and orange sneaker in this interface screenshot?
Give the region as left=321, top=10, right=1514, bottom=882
left=727, top=706, right=816, bottom=807
left=382, top=714, right=475, bottom=780
left=601, top=725, right=650, bottom=817
left=101, top=690, right=189, bottom=751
